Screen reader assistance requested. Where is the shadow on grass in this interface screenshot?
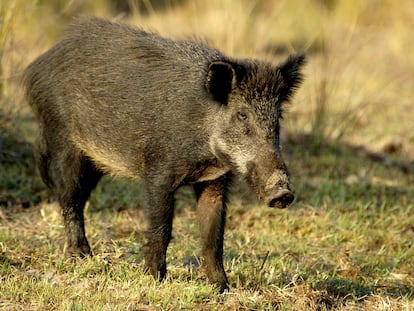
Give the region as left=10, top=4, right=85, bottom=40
left=282, top=133, right=414, bottom=209
left=312, top=276, right=414, bottom=308
left=225, top=248, right=414, bottom=308
left=311, top=277, right=374, bottom=309
left=0, top=128, right=43, bottom=208
left=284, top=133, right=414, bottom=175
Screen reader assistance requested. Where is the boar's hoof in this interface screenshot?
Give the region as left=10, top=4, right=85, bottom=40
left=64, top=242, right=92, bottom=258
left=266, top=190, right=294, bottom=209
left=210, top=276, right=229, bottom=294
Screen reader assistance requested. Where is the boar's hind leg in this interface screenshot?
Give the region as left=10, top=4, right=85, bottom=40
left=55, top=149, right=102, bottom=257
left=143, top=179, right=175, bottom=281
left=194, top=175, right=230, bottom=292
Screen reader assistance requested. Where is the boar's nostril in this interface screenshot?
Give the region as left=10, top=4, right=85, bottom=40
left=267, top=190, right=294, bottom=209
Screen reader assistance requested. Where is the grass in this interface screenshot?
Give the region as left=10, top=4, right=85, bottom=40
left=2, top=142, right=413, bottom=310
left=1, top=0, right=414, bottom=310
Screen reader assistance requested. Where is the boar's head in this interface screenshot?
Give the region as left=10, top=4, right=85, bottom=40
left=206, top=54, right=306, bottom=208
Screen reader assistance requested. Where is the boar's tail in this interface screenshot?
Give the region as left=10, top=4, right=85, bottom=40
left=35, top=136, right=55, bottom=191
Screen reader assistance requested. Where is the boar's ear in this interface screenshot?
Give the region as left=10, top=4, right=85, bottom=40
left=278, top=53, right=306, bottom=103
left=206, top=61, right=237, bottom=105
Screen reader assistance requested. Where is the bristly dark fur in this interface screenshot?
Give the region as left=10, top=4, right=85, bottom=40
left=236, top=53, right=306, bottom=105
left=278, top=53, right=306, bottom=103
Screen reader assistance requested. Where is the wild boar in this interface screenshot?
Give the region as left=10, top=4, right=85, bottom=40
left=24, top=16, right=306, bottom=292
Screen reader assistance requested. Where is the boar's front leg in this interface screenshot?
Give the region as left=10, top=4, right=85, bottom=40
left=143, top=176, right=175, bottom=281
left=194, top=175, right=230, bottom=292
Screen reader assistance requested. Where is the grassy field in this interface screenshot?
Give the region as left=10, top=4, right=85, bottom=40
left=1, top=0, right=414, bottom=310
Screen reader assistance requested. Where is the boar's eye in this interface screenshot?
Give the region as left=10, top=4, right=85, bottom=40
left=237, top=111, right=248, bottom=122
left=236, top=111, right=253, bottom=135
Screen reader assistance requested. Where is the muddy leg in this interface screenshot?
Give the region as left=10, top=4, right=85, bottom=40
left=194, top=176, right=230, bottom=292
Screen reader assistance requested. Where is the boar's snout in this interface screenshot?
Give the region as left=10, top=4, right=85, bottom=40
left=263, top=168, right=294, bottom=209
left=265, top=189, right=294, bottom=209
left=246, top=160, right=294, bottom=209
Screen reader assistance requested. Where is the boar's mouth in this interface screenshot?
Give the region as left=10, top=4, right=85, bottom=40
left=265, top=189, right=294, bottom=209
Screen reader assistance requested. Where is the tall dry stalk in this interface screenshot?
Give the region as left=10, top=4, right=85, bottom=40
left=0, top=0, right=16, bottom=98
